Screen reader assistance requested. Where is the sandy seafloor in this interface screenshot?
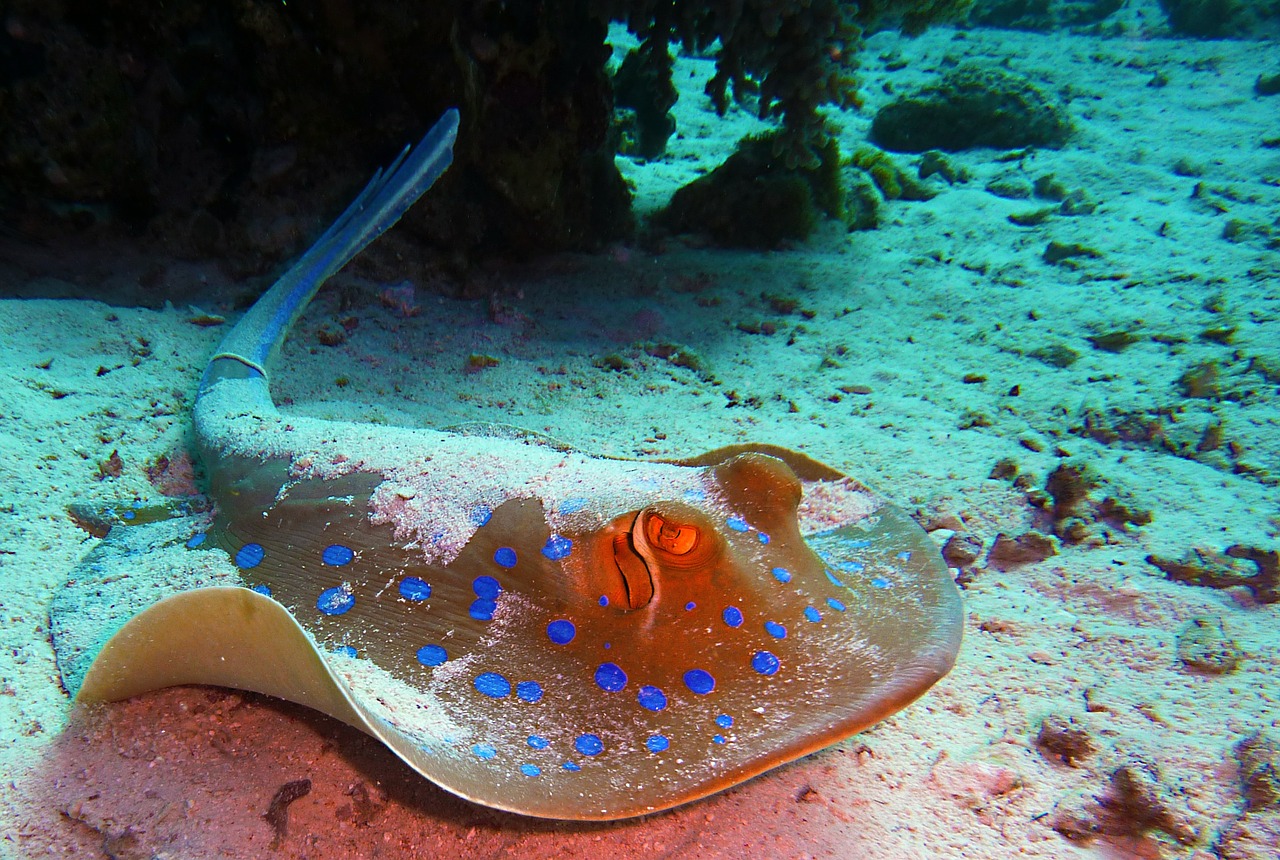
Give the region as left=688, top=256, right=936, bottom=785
left=2, top=8, right=1279, bottom=860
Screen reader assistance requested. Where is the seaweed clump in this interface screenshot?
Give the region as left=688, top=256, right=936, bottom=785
left=652, top=129, right=942, bottom=246
left=968, top=0, right=1124, bottom=31
left=598, top=0, right=974, bottom=167
left=1156, top=0, right=1280, bottom=37
left=870, top=64, right=1073, bottom=153
left=614, top=40, right=679, bottom=158
left=654, top=131, right=846, bottom=247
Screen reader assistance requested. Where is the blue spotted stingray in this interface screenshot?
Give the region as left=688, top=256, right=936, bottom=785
left=51, top=109, right=963, bottom=820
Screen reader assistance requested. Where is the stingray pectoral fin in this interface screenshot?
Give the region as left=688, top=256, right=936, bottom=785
left=70, top=586, right=473, bottom=806
left=805, top=502, right=965, bottom=730
left=76, top=587, right=366, bottom=730
left=672, top=443, right=846, bottom=482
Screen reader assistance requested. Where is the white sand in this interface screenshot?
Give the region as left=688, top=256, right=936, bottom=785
left=1, top=8, right=1277, bottom=859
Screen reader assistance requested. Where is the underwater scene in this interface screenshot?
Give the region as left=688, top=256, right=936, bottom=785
left=0, top=0, right=1277, bottom=857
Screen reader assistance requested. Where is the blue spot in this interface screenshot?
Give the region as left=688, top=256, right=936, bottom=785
left=558, top=497, right=587, bottom=514
left=493, top=547, right=518, bottom=568
left=827, top=597, right=847, bottom=612
left=771, top=567, right=792, bottom=583
left=637, top=685, right=667, bottom=711
left=603, top=642, right=611, bottom=649
left=685, top=601, right=696, bottom=611
left=872, top=577, right=892, bottom=588
left=474, top=672, right=511, bottom=698
left=472, top=743, right=497, bottom=760
left=547, top=619, right=576, bottom=645
left=758, top=532, right=770, bottom=544
left=335, top=645, right=357, bottom=658
left=520, top=763, right=541, bottom=777
left=896, top=550, right=912, bottom=561
left=416, top=644, right=447, bottom=667
left=575, top=734, right=604, bottom=756
left=122, top=510, right=135, bottom=520
left=399, top=576, right=431, bottom=601
left=752, top=651, right=781, bottom=676
left=542, top=535, right=573, bottom=560
left=683, top=669, right=716, bottom=695
left=185, top=533, right=206, bottom=549
left=235, top=543, right=264, bottom=569
left=595, top=663, right=627, bottom=692
left=517, top=681, right=544, bottom=703
left=713, top=734, right=727, bottom=744
left=646, top=734, right=670, bottom=753
left=250, top=584, right=272, bottom=597
left=470, top=506, right=492, bottom=526
left=598, top=595, right=609, bottom=607
left=473, top=575, right=502, bottom=598
left=765, top=620, right=788, bottom=639
left=825, top=569, right=845, bottom=588
left=469, top=598, right=496, bottom=620
left=848, top=538, right=872, bottom=548
left=840, top=560, right=866, bottom=573
left=527, top=735, right=550, bottom=750
left=715, top=713, right=734, bottom=728
left=317, top=586, right=355, bottom=615
left=726, top=515, right=749, bottom=532
left=804, top=606, right=822, bottom=623
left=722, top=606, right=744, bottom=628
left=562, top=761, right=582, bottom=772
left=322, top=544, right=354, bottom=566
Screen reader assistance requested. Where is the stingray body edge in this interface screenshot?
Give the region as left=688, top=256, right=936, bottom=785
left=53, top=108, right=965, bottom=821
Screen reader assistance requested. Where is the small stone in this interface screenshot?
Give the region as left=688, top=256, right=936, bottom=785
left=986, top=532, right=1056, bottom=570
left=1043, top=240, right=1102, bottom=264
left=1086, top=330, right=1141, bottom=352
left=1177, top=616, right=1243, bottom=674
left=988, top=458, right=1019, bottom=480
left=1236, top=732, right=1280, bottom=810
left=1102, top=762, right=1199, bottom=846
left=316, top=322, right=347, bottom=346
left=467, top=353, right=502, bottom=373
left=942, top=533, right=983, bottom=568
left=925, top=513, right=965, bottom=532
left=1028, top=343, right=1080, bottom=368
left=1036, top=715, right=1095, bottom=767
left=1178, top=359, right=1221, bottom=399
left=987, top=177, right=1033, bottom=199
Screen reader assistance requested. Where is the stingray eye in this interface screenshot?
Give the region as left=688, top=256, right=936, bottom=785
left=632, top=503, right=722, bottom=574
left=644, top=513, right=700, bottom=556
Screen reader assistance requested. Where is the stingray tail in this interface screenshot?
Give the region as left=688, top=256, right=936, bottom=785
left=200, top=108, right=460, bottom=392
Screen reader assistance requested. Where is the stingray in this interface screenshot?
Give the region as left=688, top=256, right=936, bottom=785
left=51, top=108, right=963, bottom=820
